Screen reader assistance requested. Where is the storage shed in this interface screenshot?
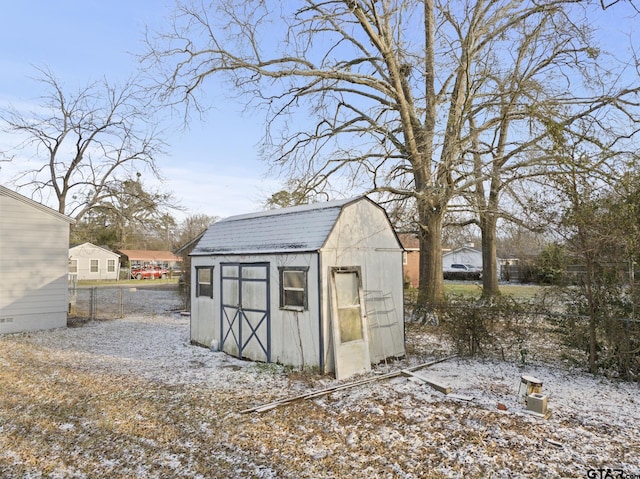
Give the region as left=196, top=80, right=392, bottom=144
left=0, top=185, right=74, bottom=334
left=69, top=242, right=120, bottom=281
left=190, top=196, right=405, bottom=379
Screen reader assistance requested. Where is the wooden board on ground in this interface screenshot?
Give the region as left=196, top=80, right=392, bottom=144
left=401, top=370, right=452, bottom=394
left=448, top=393, right=474, bottom=401
left=241, top=355, right=458, bottom=414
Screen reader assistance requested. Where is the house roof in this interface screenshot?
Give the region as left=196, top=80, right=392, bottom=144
left=118, top=249, right=181, bottom=262
left=192, top=197, right=367, bottom=256
left=397, top=232, right=420, bottom=250
left=0, top=185, right=75, bottom=224
left=443, top=246, right=482, bottom=256
left=70, top=242, right=120, bottom=257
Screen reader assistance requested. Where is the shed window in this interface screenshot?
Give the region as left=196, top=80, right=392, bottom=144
left=279, top=267, right=308, bottom=310
left=107, top=259, right=116, bottom=273
left=196, top=267, right=213, bottom=298
left=69, top=259, right=78, bottom=273
left=90, top=260, right=99, bottom=273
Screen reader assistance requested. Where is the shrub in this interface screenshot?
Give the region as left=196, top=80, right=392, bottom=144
left=439, top=295, right=529, bottom=359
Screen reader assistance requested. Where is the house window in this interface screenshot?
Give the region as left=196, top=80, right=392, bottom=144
left=196, top=267, right=213, bottom=298
left=107, top=259, right=116, bottom=273
left=69, top=259, right=78, bottom=273
left=403, top=252, right=408, bottom=265
left=90, top=260, right=99, bottom=273
left=279, top=267, right=308, bottom=310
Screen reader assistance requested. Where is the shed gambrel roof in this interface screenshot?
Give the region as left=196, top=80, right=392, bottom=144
left=192, top=197, right=369, bottom=255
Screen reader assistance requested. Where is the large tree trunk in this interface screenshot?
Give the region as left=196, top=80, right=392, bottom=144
left=417, top=204, right=445, bottom=307
left=480, top=213, right=500, bottom=299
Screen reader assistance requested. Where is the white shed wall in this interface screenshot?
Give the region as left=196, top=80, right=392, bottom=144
left=320, top=200, right=405, bottom=369
left=0, top=193, right=71, bottom=333
left=190, top=252, right=323, bottom=368
left=190, top=254, right=217, bottom=346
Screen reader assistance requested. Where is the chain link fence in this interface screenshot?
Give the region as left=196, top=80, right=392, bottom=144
left=68, top=283, right=186, bottom=324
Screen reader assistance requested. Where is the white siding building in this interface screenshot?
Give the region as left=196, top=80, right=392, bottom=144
left=190, top=197, right=405, bottom=380
left=443, top=246, right=483, bottom=270
left=0, top=186, right=74, bottom=334
left=69, top=242, right=120, bottom=281
left=443, top=246, right=501, bottom=278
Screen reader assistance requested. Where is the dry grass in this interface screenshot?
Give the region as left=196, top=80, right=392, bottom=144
left=441, top=282, right=543, bottom=299
left=1, top=317, right=638, bottom=478
left=0, top=341, right=258, bottom=478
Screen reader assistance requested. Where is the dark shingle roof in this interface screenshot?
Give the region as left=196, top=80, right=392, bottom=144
left=192, top=197, right=362, bottom=255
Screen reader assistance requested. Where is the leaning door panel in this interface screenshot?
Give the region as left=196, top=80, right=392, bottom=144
left=330, top=266, right=370, bottom=380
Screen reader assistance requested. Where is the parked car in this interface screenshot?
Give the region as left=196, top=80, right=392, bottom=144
left=131, top=265, right=168, bottom=280
left=443, top=263, right=482, bottom=280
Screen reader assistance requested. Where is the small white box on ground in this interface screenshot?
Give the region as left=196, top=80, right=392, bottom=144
left=526, top=393, right=548, bottom=414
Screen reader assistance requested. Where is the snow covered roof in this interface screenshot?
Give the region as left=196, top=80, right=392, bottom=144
left=192, top=197, right=364, bottom=255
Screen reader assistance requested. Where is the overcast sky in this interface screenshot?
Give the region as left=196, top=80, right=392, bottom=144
left=1, top=2, right=637, bottom=222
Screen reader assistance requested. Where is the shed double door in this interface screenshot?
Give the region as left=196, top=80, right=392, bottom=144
left=220, top=263, right=271, bottom=362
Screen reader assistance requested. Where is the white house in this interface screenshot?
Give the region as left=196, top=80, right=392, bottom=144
left=443, top=246, right=483, bottom=270
left=0, top=186, right=74, bottom=334
left=69, top=242, right=120, bottom=281
left=443, top=246, right=501, bottom=277
left=190, top=197, right=406, bottom=380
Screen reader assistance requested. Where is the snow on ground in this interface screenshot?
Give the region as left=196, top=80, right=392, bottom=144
left=1, top=286, right=639, bottom=478
left=21, top=314, right=261, bottom=386
left=25, top=284, right=288, bottom=390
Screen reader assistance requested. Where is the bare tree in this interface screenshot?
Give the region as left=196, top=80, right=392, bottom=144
left=416, top=0, right=640, bottom=298
left=0, top=67, right=166, bottom=222
left=263, top=177, right=330, bottom=209
left=175, top=213, right=217, bottom=248
left=143, top=0, right=638, bottom=306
